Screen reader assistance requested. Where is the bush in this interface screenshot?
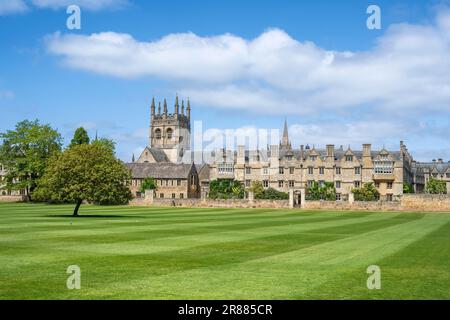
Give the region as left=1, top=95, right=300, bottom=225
left=352, top=183, right=380, bottom=201
left=262, top=188, right=289, bottom=200
left=425, top=177, right=447, bottom=194
left=306, top=181, right=336, bottom=201
left=403, top=183, right=414, bottom=194
left=209, top=179, right=245, bottom=200
left=140, top=177, right=157, bottom=194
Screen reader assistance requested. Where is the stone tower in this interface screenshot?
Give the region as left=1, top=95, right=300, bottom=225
left=150, top=96, right=191, bottom=163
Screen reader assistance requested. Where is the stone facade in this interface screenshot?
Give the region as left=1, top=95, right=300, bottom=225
left=124, top=96, right=447, bottom=203
left=0, top=163, right=27, bottom=197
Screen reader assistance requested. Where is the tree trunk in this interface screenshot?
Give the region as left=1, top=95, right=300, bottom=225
left=73, top=200, right=82, bottom=217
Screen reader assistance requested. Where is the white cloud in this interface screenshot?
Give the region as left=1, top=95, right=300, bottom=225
left=46, top=9, right=450, bottom=116
left=0, top=0, right=28, bottom=15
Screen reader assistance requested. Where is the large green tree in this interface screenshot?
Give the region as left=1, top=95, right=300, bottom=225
left=69, top=127, right=90, bottom=147
left=34, top=143, right=132, bottom=216
left=425, top=177, right=447, bottom=194
left=0, top=120, right=62, bottom=200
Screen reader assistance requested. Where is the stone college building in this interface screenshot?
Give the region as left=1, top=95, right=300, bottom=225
left=122, top=97, right=450, bottom=201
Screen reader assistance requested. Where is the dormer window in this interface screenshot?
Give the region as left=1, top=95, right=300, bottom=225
left=345, top=155, right=353, bottom=162
left=309, top=155, right=317, bottom=161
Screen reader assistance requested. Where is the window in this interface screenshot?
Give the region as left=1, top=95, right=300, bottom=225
left=245, top=180, right=251, bottom=187
left=279, top=167, right=284, bottom=174
left=319, top=167, right=325, bottom=175
left=447, top=173, right=450, bottom=178
left=336, top=193, right=341, bottom=201
left=354, top=181, right=361, bottom=188
left=308, top=167, right=314, bottom=175
left=160, top=193, right=164, bottom=198
left=191, top=174, right=196, bottom=186
left=336, top=167, right=341, bottom=175
left=166, top=128, right=173, bottom=139
left=180, top=193, right=184, bottom=199
left=374, top=161, right=394, bottom=174
left=345, top=155, right=353, bottom=162
left=307, top=180, right=314, bottom=188
left=262, top=167, right=269, bottom=175
left=136, top=192, right=142, bottom=198
left=289, top=167, right=294, bottom=174
left=155, top=129, right=162, bottom=139
left=172, top=193, right=176, bottom=199
left=375, top=182, right=380, bottom=188
left=335, top=181, right=341, bottom=189
left=218, top=163, right=234, bottom=174
left=386, top=194, right=393, bottom=201
left=289, top=180, right=295, bottom=188
left=263, top=180, right=269, bottom=188
left=309, top=155, right=317, bottom=161
left=387, top=182, right=393, bottom=189
left=245, top=167, right=251, bottom=174
left=278, top=180, right=284, bottom=188
left=286, top=155, right=293, bottom=161
left=355, top=167, right=361, bottom=175
left=432, top=173, right=438, bottom=178
left=177, top=179, right=181, bottom=186
left=318, top=180, right=325, bottom=187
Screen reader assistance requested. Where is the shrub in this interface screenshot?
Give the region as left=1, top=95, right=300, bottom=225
left=352, top=182, right=380, bottom=201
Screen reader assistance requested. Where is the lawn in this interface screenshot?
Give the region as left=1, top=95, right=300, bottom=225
left=1, top=203, right=450, bottom=299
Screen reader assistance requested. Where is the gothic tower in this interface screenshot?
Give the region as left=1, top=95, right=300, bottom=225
left=149, top=95, right=191, bottom=163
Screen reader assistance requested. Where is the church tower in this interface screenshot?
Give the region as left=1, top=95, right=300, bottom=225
left=149, top=95, right=191, bottom=163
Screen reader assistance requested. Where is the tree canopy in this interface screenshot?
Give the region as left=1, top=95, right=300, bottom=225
left=208, top=179, right=245, bottom=200
left=425, top=177, right=447, bottom=194
left=306, top=181, right=336, bottom=201
left=140, top=177, right=157, bottom=193
left=69, top=127, right=90, bottom=147
left=0, top=119, right=62, bottom=200
left=352, top=182, right=380, bottom=201
left=34, top=143, right=132, bottom=216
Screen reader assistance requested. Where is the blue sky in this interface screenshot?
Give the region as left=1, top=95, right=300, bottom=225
left=1, top=0, right=450, bottom=161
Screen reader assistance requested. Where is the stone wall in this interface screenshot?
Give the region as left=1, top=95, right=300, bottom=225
left=305, top=200, right=401, bottom=211
left=0, top=195, right=26, bottom=202
left=130, top=197, right=289, bottom=208
left=401, top=194, right=450, bottom=212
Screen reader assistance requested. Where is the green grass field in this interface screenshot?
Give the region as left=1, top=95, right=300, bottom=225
left=1, top=203, right=450, bottom=299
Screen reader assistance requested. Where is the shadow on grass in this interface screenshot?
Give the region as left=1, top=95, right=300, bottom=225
left=45, top=215, right=144, bottom=218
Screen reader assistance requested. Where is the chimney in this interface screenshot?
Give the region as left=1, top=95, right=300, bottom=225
left=438, top=158, right=443, bottom=163
left=237, top=145, right=245, bottom=164
left=326, top=144, right=334, bottom=158
left=300, top=145, right=304, bottom=160
left=363, top=144, right=371, bottom=157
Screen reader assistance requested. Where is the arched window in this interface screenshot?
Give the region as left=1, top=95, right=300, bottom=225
left=155, top=129, right=161, bottom=139
left=166, top=128, right=173, bottom=139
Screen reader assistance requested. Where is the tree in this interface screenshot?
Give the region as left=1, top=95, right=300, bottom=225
left=352, top=182, right=380, bottom=201
left=403, top=183, right=414, bottom=194
left=262, top=188, right=289, bottom=200
left=306, top=181, right=336, bottom=200
left=425, top=177, right=447, bottom=194
left=250, top=181, right=265, bottom=199
left=69, top=127, right=90, bottom=147
left=209, top=179, right=244, bottom=200
left=34, top=143, right=132, bottom=216
left=0, top=120, right=62, bottom=200
left=92, top=137, right=116, bottom=154
left=140, top=177, right=157, bottom=194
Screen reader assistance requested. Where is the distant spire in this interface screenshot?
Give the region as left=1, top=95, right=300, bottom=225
left=158, top=101, right=161, bottom=114
left=151, top=97, right=155, bottom=115
left=132, top=153, right=135, bottom=162
left=163, top=98, right=168, bottom=114
left=174, top=95, right=179, bottom=114
left=281, top=118, right=290, bottom=147
left=181, top=100, right=185, bottom=115
left=186, top=98, right=191, bottom=118
left=95, top=130, right=98, bottom=141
